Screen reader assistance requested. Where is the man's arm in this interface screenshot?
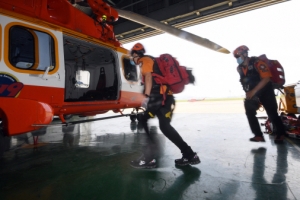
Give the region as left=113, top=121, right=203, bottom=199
left=246, top=77, right=270, bottom=99
left=144, top=72, right=152, bottom=96
left=246, top=59, right=272, bottom=99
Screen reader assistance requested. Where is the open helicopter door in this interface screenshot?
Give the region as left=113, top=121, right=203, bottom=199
left=63, top=35, right=120, bottom=102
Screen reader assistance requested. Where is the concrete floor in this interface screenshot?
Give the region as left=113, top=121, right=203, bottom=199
left=0, top=100, right=300, bottom=200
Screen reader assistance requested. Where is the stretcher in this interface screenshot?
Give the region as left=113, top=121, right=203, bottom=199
left=261, top=84, right=300, bottom=139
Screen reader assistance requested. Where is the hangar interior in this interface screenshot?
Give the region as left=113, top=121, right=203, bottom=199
left=110, top=0, right=289, bottom=44
left=1, top=1, right=299, bottom=200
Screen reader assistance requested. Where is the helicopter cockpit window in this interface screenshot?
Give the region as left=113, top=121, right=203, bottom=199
left=9, top=26, right=55, bottom=71
left=122, top=57, right=138, bottom=82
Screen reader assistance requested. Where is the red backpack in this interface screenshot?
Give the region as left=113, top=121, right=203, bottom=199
left=258, top=54, right=285, bottom=89
left=152, top=54, right=194, bottom=94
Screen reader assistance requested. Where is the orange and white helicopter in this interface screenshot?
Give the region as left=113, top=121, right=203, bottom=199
left=0, top=0, right=229, bottom=138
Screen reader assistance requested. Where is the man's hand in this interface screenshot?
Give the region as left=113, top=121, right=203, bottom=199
left=141, top=97, right=149, bottom=109
left=246, top=77, right=270, bottom=99
left=246, top=90, right=256, bottom=100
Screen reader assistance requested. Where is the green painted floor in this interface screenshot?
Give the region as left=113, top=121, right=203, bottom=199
left=1, top=113, right=300, bottom=200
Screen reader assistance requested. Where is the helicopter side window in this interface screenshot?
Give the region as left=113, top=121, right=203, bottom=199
left=9, top=26, right=55, bottom=71
left=122, top=57, right=138, bottom=82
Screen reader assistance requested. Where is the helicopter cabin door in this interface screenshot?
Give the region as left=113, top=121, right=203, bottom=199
left=63, top=36, right=119, bottom=102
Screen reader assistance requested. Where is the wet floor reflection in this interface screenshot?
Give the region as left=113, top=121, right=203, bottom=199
left=128, top=165, right=201, bottom=200
left=0, top=134, right=11, bottom=158
left=0, top=119, right=202, bottom=200
left=159, top=166, right=201, bottom=199
left=1, top=113, right=300, bottom=199
left=130, top=123, right=165, bottom=167
left=251, top=144, right=289, bottom=200
left=62, top=125, right=80, bottom=148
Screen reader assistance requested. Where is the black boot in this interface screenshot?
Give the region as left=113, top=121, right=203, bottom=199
left=175, top=152, right=201, bottom=166
left=175, top=146, right=200, bottom=166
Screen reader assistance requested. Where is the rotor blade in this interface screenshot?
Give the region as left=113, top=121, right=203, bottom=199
left=104, top=0, right=116, bottom=6
left=115, top=8, right=230, bottom=54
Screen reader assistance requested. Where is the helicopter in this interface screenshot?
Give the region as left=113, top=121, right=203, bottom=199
left=0, top=0, right=230, bottom=138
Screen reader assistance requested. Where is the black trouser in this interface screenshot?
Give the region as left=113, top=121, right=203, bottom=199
left=138, top=94, right=194, bottom=158
left=244, top=84, right=285, bottom=137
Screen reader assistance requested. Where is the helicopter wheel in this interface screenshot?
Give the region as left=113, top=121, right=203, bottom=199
left=130, top=108, right=145, bottom=122
left=64, top=114, right=73, bottom=120
left=0, top=120, right=11, bottom=157
left=130, top=113, right=137, bottom=122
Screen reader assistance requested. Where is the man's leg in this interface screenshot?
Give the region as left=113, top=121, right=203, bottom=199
left=156, top=95, right=200, bottom=166
left=131, top=113, right=157, bottom=169
left=259, top=88, right=285, bottom=143
left=130, top=94, right=163, bottom=169
left=137, top=93, right=164, bottom=135
left=244, top=99, right=265, bottom=142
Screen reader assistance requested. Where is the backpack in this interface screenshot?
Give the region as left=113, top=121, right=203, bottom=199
left=152, top=54, right=195, bottom=94
left=257, top=54, right=285, bottom=89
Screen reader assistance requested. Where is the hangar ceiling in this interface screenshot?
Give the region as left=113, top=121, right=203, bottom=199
left=107, top=0, right=290, bottom=44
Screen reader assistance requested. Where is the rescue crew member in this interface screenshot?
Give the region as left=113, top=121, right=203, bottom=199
left=129, top=43, right=200, bottom=168
left=233, top=45, right=285, bottom=144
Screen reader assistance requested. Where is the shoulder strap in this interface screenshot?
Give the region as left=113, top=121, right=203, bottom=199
left=249, top=56, right=261, bottom=73
left=249, top=56, right=258, bottom=65
left=237, top=66, right=243, bottom=75
left=142, top=55, right=155, bottom=61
